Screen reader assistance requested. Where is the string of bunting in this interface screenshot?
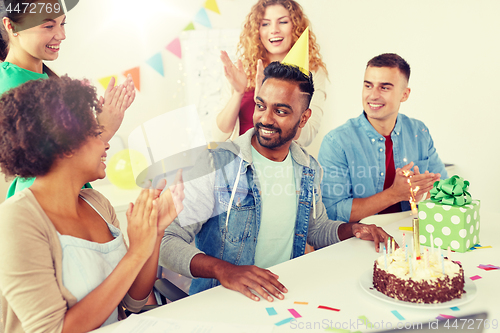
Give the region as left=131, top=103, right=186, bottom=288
left=97, top=0, right=221, bottom=90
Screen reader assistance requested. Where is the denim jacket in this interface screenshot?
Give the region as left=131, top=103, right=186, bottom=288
left=318, top=112, right=447, bottom=222
left=160, top=129, right=344, bottom=295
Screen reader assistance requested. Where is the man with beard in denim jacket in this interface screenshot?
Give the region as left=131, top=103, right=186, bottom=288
left=160, top=62, right=391, bottom=302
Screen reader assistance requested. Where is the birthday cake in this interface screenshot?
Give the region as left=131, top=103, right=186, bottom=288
left=372, top=247, right=465, bottom=304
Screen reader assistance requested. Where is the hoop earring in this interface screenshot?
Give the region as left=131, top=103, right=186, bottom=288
left=13, top=33, right=18, bottom=37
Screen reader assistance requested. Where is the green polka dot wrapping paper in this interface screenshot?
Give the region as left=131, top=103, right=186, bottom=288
left=418, top=199, right=480, bottom=253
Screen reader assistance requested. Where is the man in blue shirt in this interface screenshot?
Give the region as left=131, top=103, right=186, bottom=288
left=319, top=53, right=447, bottom=223
left=160, top=62, right=391, bottom=302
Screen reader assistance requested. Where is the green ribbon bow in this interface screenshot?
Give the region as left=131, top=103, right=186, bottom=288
left=430, top=175, right=472, bottom=206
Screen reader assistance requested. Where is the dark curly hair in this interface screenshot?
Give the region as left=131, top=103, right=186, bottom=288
left=0, top=75, right=102, bottom=179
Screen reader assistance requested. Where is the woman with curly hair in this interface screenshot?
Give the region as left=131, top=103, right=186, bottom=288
left=214, top=0, right=328, bottom=147
left=1, top=0, right=135, bottom=197
left=0, top=77, right=183, bottom=333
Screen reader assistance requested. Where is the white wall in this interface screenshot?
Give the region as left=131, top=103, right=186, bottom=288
left=1, top=0, right=498, bottom=211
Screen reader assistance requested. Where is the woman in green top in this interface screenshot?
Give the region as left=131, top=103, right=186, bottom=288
left=1, top=0, right=136, bottom=197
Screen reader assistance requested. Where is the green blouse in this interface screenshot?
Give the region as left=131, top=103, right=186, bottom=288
left=0, top=61, right=49, bottom=95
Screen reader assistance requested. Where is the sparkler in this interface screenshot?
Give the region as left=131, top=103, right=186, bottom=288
left=412, top=218, right=421, bottom=260
left=402, top=170, right=420, bottom=214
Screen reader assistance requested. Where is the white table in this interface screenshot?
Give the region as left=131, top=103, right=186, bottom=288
left=94, top=211, right=500, bottom=332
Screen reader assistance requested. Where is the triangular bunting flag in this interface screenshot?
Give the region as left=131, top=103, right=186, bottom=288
left=166, top=38, right=182, bottom=59
left=98, top=75, right=117, bottom=90
left=146, top=53, right=164, bottom=77
left=183, top=22, right=195, bottom=31
left=194, top=8, right=211, bottom=28
left=123, top=67, right=141, bottom=92
left=204, top=0, right=220, bottom=14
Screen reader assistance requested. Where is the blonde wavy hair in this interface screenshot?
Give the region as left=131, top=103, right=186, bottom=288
left=238, top=0, right=327, bottom=90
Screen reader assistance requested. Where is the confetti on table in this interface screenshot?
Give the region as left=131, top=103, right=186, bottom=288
left=318, top=305, right=340, bottom=312
left=294, top=301, right=309, bottom=305
left=266, top=307, right=277, bottom=316
left=436, top=315, right=447, bottom=321
left=275, top=317, right=294, bottom=326
left=439, top=314, right=456, bottom=319
left=478, top=264, right=500, bottom=270
left=450, top=307, right=460, bottom=311
left=391, top=310, right=405, bottom=320
left=288, top=309, right=302, bottom=318
left=470, top=275, right=482, bottom=281
left=470, top=244, right=482, bottom=250
left=474, top=246, right=492, bottom=249
left=399, top=227, right=413, bottom=231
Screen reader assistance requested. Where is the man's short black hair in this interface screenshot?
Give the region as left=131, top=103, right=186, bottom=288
left=262, top=62, right=314, bottom=109
left=367, top=53, right=411, bottom=82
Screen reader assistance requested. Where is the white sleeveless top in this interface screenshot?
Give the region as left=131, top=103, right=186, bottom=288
left=57, top=196, right=127, bottom=327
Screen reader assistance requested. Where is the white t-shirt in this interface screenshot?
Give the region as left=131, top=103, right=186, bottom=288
left=251, top=147, right=297, bottom=269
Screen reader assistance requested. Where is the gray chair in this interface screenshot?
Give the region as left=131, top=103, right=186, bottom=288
left=132, top=267, right=190, bottom=314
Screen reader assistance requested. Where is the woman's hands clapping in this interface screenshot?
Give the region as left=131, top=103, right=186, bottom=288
left=220, top=51, right=248, bottom=95
left=126, top=187, right=159, bottom=262
left=97, top=74, right=136, bottom=142
left=154, top=169, right=185, bottom=237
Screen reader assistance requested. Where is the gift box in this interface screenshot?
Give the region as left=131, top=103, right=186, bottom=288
left=417, top=176, right=480, bottom=253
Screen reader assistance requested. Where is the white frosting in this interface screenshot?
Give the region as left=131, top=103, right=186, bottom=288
left=376, top=248, right=461, bottom=282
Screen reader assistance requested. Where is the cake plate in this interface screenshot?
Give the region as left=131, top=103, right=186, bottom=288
left=359, top=270, right=477, bottom=309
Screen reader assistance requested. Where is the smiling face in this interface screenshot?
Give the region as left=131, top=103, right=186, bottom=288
left=259, top=4, right=293, bottom=63
left=70, top=132, right=109, bottom=182
left=3, top=7, right=66, bottom=72
left=362, top=66, right=411, bottom=134
left=15, top=14, right=66, bottom=62
left=252, top=78, right=311, bottom=160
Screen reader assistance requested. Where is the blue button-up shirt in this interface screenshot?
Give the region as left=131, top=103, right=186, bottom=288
left=318, top=112, right=448, bottom=222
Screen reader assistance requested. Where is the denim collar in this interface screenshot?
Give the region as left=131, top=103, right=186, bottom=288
left=358, top=112, right=403, bottom=142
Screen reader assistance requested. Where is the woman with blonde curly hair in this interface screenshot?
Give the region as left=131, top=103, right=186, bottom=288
left=214, top=0, right=328, bottom=147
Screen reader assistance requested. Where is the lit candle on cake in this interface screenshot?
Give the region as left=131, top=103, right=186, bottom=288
left=392, top=238, right=395, bottom=254
left=412, top=218, right=421, bottom=259
left=447, top=246, right=451, bottom=261
left=441, top=254, right=445, bottom=274
left=402, top=232, right=406, bottom=249
left=409, top=254, right=413, bottom=277
left=384, top=245, right=388, bottom=268
left=405, top=244, right=408, bottom=261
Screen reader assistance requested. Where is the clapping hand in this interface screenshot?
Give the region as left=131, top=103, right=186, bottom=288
left=126, top=187, right=159, bottom=261
left=97, top=75, right=136, bottom=142
left=220, top=51, right=247, bottom=95
left=254, top=59, right=264, bottom=99
left=153, top=169, right=185, bottom=236
left=412, top=165, right=440, bottom=202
